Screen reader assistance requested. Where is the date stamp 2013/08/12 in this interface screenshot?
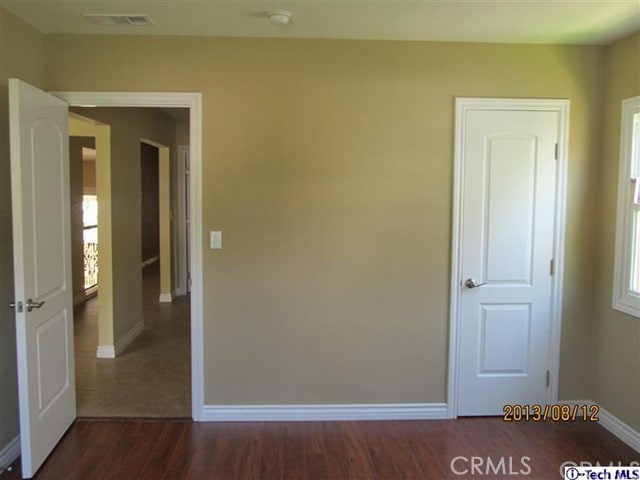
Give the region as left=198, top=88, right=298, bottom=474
left=502, top=403, right=599, bottom=422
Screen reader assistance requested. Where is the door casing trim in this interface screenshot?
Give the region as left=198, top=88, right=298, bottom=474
left=51, top=91, right=205, bottom=420
left=448, top=97, right=570, bottom=418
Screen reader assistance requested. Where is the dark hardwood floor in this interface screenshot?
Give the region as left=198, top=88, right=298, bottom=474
left=1, top=417, right=637, bottom=479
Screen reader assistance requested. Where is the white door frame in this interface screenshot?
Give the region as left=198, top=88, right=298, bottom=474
left=447, top=97, right=570, bottom=418
left=50, top=91, right=204, bottom=421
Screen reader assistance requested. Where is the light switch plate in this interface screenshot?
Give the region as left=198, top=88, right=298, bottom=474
left=210, top=231, right=222, bottom=249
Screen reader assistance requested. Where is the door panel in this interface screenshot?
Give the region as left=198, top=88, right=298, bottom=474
left=36, top=312, right=70, bottom=413
left=31, top=119, right=68, bottom=299
left=479, top=304, right=530, bottom=374
left=458, top=108, right=558, bottom=415
left=484, top=136, right=536, bottom=283
left=9, top=79, right=75, bottom=478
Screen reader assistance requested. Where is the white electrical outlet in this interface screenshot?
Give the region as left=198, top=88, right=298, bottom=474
left=210, top=231, right=222, bottom=249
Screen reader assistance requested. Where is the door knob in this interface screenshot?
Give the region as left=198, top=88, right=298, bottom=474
left=25, top=298, right=45, bottom=312
left=465, top=278, right=487, bottom=289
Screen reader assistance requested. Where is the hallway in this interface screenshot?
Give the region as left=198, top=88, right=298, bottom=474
left=73, top=263, right=191, bottom=417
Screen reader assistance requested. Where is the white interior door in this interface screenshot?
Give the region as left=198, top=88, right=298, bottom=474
left=184, top=147, right=191, bottom=294
left=9, top=79, right=75, bottom=478
left=175, top=145, right=191, bottom=296
left=457, top=105, right=559, bottom=415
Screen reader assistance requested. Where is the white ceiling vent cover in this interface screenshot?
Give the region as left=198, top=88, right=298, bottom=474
left=83, top=14, right=155, bottom=26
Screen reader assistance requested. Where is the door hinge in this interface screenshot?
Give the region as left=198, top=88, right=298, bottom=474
left=550, top=259, right=555, bottom=275
left=546, top=370, right=550, bottom=387
left=554, top=143, right=559, bottom=160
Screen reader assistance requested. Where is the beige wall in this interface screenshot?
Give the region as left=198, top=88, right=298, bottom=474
left=83, top=159, right=96, bottom=194
left=70, top=107, right=176, bottom=342
left=45, top=36, right=605, bottom=405
left=176, top=118, right=189, bottom=146
left=593, top=32, right=640, bottom=431
left=0, top=7, right=44, bottom=453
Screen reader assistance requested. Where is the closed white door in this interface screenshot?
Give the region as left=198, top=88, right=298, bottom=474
left=9, top=79, right=75, bottom=478
left=457, top=105, right=559, bottom=415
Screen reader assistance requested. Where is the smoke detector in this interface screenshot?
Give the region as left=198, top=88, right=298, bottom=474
left=268, top=10, right=292, bottom=26
left=83, top=14, right=155, bottom=26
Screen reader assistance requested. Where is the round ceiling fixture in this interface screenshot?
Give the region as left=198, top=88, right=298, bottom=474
left=268, top=10, right=292, bottom=26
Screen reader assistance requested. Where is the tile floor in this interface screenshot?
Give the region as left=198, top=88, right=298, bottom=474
left=73, top=263, right=191, bottom=417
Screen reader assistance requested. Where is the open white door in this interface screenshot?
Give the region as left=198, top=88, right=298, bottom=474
left=9, top=79, right=75, bottom=478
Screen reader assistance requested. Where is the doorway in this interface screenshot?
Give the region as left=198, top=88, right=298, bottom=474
left=54, top=91, right=204, bottom=421
left=448, top=98, right=569, bottom=417
left=69, top=106, right=192, bottom=418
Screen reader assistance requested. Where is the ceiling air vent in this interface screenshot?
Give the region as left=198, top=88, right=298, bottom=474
left=83, top=14, right=155, bottom=26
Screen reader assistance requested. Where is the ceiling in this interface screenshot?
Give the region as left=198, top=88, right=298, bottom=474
left=3, top=1, right=639, bottom=46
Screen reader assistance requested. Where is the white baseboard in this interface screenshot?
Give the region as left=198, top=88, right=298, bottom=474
left=159, top=293, right=172, bottom=303
left=141, top=255, right=159, bottom=268
left=96, top=321, right=144, bottom=358
left=73, top=287, right=98, bottom=306
left=115, top=321, right=144, bottom=355
left=0, top=435, right=20, bottom=470
left=173, top=282, right=188, bottom=297
left=561, top=400, right=640, bottom=452
left=200, top=403, right=449, bottom=422
left=96, top=345, right=115, bottom=358
left=598, top=405, right=640, bottom=453
left=73, top=293, right=85, bottom=306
